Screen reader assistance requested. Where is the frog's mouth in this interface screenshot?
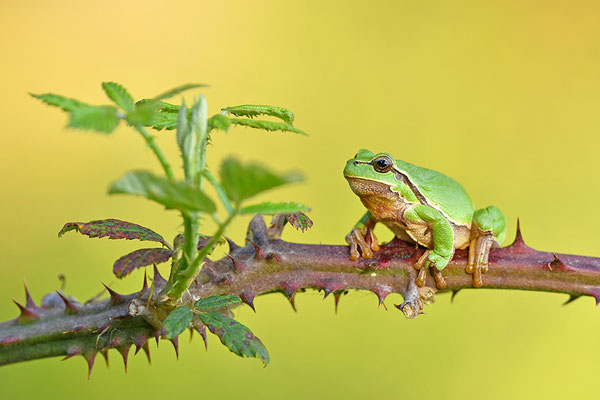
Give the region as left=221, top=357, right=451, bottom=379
left=345, top=176, right=396, bottom=198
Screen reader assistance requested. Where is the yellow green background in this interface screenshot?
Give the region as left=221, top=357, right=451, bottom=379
left=1, top=1, right=599, bottom=398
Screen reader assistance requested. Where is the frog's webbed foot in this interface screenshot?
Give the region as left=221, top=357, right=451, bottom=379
left=413, top=250, right=448, bottom=290
left=466, top=234, right=494, bottom=288
left=345, top=227, right=380, bottom=261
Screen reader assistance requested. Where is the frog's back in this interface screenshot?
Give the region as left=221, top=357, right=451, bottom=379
left=396, top=159, right=475, bottom=225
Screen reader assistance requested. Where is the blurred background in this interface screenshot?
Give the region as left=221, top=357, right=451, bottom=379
left=1, top=0, right=600, bottom=398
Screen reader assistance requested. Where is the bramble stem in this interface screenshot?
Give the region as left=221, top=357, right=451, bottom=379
left=2, top=216, right=600, bottom=369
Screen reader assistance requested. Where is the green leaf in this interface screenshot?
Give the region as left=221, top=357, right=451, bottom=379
left=222, top=105, right=295, bottom=125
left=113, top=248, right=173, bottom=278
left=208, top=114, right=232, bottom=132
left=194, top=295, right=242, bottom=311
left=229, top=118, right=307, bottom=136
left=199, top=312, right=269, bottom=366
left=239, top=201, right=309, bottom=215
left=102, top=82, right=134, bottom=112
left=163, top=306, right=193, bottom=340
left=220, top=158, right=304, bottom=203
left=134, top=99, right=183, bottom=130
left=126, top=100, right=160, bottom=126
left=58, top=218, right=169, bottom=246
left=154, top=83, right=208, bottom=101
left=285, top=211, right=313, bottom=232
left=108, top=170, right=216, bottom=213
left=68, top=104, right=120, bottom=133
left=30, top=93, right=87, bottom=112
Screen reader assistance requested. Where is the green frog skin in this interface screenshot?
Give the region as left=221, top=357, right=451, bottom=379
left=344, top=149, right=507, bottom=289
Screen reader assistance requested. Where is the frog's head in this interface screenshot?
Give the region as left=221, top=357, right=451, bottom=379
left=344, top=149, right=398, bottom=196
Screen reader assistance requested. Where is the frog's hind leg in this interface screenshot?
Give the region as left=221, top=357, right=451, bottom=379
left=405, top=205, right=454, bottom=290
left=466, top=206, right=507, bottom=288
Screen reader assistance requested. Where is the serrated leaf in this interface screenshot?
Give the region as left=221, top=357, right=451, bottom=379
left=220, top=158, right=304, bottom=203
left=102, top=82, right=134, bottom=112
left=58, top=218, right=169, bottom=246
left=199, top=312, right=269, bottom=366
left=208, top=114, right=232, bottom=132
left=285, top=211, right=313, bottom=232
left=194, top=295, right=242, bottom=311
left=154, top=83, right=207, bottom=101
left=113, top=248, right=173, bottom=278
left=229, top=118, right=307, bottom=136
left=163, top=306, right=193, bottom=340
left=68, top=104, right=120, bottom=133
left=30, top=93, right=87, bottom=112
left=222, top=105, right=295, bottom=125
left=239, top=201, right=309, bottom=215
left=108, top=170, right=216, bottom=213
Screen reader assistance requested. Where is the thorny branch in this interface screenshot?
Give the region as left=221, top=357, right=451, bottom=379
left=1, top=216, right=599, bottom=375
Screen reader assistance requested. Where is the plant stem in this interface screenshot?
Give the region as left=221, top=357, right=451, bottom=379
left=204, top=169, right=234, bottom=214
left=3, top=216, right=600, bottom=368
left=133, top=124, right=175, bottom=181
left=164, top=210, right=237, bottom=300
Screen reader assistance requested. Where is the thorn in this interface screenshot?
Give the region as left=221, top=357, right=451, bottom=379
left=239, top=291, right=256, bottom=312
left=118, top=346, right=130, bottom=373
left=142, top=342, right=151, bottom=364
left=510, top=218, right=528, bottom=249
left=547, top=254, right=572, bottom=272
left=225, top=253, right=245, bottom=272
left=333, top=291, right=343, bottom=314
left=154, top=330, right=160, bottom=346
left=133, top=335, right=148, bottom=355
left=62, top=325, right=86, bottom=334
left=225, top=236, right=240, bottom=252
left=188, top=327, right=194, bottom=342
left=170, top=337, right=179, bottom=359
left=248, top=239, right=265, bottom=259
left=289, top=294, right=297, bottom=312
left=12, top=300, right=39, bottom=323
left=451, top=289, right=461, bottom=303
left=590, top=289, right=600, bottom=306
left=140, top=271, right=149, bottom=293
left=56, top=291, right=78, bottom=314
left=194, top=323, right=208, bottom=350
left=61, top=346, right=82, bottom=361
left=102, top=283, right=126, bottom=305
left=23, top=282, right=41, bottom=312
left=100, top=350, right=109, bottom=367
left=563, top=294, right=581, bottom=305
left=83, top=352, right=97, bottom=379
left=372, top=286, right=391, bottom=308
left=153, top=264, right=167, bottom=287
left=281, top=282, right=300, bottom=312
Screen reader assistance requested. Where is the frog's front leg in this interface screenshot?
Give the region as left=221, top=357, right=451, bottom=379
left=345, top=212, right=380, bottom=260
left=404, top=205, right=454, bottom=290
left=466, top=206, right=507, bottom=288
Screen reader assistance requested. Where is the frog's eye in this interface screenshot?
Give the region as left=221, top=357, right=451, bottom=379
left=372, top=155, right=393, bottom=173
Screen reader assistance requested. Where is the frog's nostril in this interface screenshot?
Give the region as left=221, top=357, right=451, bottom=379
left=353, top=161, right=358, bottom=165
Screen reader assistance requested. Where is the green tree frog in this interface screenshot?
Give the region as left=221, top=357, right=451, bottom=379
left=344, top=149, right=507, bottom=289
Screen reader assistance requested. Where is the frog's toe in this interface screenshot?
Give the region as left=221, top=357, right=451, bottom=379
left=345, top=228, right=373, bottom=260
left=415, top=268, right=427, bottom=287
left=466, top=234, right=494, bottom=288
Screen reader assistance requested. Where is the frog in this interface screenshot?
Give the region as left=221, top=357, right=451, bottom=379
left=344, top=149, right=507, bottom=289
